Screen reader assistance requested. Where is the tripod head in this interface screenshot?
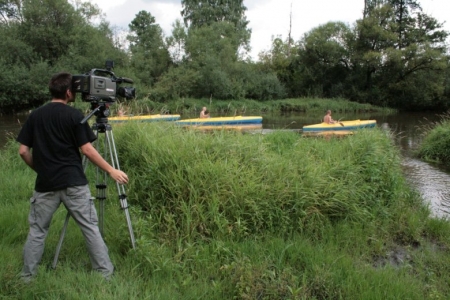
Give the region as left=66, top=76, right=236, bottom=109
left=80, top=100, right=113, bottom=130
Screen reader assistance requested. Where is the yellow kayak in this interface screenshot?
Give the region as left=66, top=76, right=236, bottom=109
left=303, top=130, right=354, bottom=137
left=176, top=116, right=262, bottom=126
left=303, top=119, right=376, bottom=133
left=109, top=114, right=180, bottom=123
left=184, top=124, right=263, bottom=132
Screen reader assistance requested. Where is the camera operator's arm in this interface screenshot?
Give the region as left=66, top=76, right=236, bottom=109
left=80, top=142, right=128, bottom=184
left=18, top=144, right=34, bottom=170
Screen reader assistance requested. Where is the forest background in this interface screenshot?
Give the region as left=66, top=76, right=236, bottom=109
left=0, top=0, right=449, bottom=114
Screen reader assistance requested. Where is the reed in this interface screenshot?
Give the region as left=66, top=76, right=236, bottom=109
left=112, top=124, right=412, bottom=242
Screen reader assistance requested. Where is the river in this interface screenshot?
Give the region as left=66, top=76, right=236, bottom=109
left=1, top=110, right=449, bottom=218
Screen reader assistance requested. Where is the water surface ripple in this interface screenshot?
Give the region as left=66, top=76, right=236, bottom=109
left=401, top=157, right=450, bottom=219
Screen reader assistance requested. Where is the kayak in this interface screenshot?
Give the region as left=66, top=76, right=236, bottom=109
left=303, top=130, right=354, bottom=137
left=302, top=119, right=376, bottom=133
left=176, top=116, right=262, bottom=126
left=108, top=114, right=180, bottom=123
left=183, top=124, right=263, bottom=132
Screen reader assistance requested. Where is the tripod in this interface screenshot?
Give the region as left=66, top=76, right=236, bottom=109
left=52, top=102, right=136, bottom=269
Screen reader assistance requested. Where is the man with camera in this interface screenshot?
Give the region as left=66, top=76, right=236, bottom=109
left=16, top=72, right=128, bottom=282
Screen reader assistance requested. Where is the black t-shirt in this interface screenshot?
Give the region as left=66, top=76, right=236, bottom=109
left=17, top=102, right=97, bottom=192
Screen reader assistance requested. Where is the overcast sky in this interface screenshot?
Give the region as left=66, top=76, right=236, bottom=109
left=89, top=0, right=450, bottom=60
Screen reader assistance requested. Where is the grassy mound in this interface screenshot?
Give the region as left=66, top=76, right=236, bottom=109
left=115, top=123, right=413, bottom=242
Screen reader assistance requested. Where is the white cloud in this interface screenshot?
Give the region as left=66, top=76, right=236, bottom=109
left=89, top=0, right=450, bottom=60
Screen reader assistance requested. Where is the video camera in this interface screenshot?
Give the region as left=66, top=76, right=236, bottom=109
left=72, top=60, right=135, bottom=102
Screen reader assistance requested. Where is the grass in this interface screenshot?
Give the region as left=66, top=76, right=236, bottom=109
left=1, top=122, right=450, bottom=299
left=417, top=113, right=450, bottom=166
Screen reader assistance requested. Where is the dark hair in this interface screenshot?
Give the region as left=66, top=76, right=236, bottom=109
left=49, top=72, right=72, bottom=99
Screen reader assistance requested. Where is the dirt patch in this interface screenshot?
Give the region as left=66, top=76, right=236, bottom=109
left=372, top=246, right=412, bottom=268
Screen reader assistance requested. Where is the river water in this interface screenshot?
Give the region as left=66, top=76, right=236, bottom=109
left=1, top=111, right=449, bottom=218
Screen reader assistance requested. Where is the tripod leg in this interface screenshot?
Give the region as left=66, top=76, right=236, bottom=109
left=51, top=212, right=71, bottom=269
left=105, top=129, right=136, bottom=249
left=95, top=131, right=108, bottom=236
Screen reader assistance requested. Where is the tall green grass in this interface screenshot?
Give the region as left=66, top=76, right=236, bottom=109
left=1, top=123, right=450, bottom=299
left=115, top=124, right=412, bottom=243
left=417, top=114, right=450, bottom=165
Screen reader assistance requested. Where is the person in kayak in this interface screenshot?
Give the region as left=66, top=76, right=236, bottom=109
left=324, top=110, right=336, bottom=124
left=200, top=107, right=210, bottom=118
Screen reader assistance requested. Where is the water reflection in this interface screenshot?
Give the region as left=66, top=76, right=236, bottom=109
left=382, top=113, right=450, bottom=219
left=402, top=157, right=450, bottom=219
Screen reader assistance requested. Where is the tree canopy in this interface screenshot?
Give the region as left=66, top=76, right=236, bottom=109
left=0, top=0, right=449, bottom=113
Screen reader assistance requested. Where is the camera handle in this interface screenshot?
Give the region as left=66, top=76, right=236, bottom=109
left=52, top=120, right=136, bottom=269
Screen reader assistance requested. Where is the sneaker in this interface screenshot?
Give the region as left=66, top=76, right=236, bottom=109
left=20, top=275, right=34, bottom=284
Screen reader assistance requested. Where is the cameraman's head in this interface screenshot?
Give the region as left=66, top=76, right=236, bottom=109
left=49, top=72, right=75, bottom=102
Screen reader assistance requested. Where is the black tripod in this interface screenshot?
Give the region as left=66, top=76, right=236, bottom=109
left=52, top=102, right=136, bottom=269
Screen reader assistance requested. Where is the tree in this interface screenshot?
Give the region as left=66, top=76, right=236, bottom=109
left=364, top=0, right=385, bottom=18
left=166, top=19, right=188, bottom=64
left=183, top=22, right=240, bottom=99
left=0, top=0, right=23, bottom=24
left=354, top=3, right=449, bottom=108
left=389, top=0, right=421, bottom=49
left=18, top=0, right=81, bottom=66
left=71, top=0, right=103, bottom=24
left=291, top=22, right=354, bottom=98
left=257, top=36, right=295, bottom=96
left=353, top=4, right=397, bottom=99
left=127, top=10, right=171, bottom=86
left=181, top=0, right=251, bottom=52
left=0, top=0, right=129, bottom=113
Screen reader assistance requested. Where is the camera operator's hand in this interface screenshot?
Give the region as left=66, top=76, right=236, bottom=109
left=81, top=142, right=129, bottom=184
left=109, top=169, right=128, bottom=184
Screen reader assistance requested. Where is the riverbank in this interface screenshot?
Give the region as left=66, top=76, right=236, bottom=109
left=0, top=97, right=395, bottom=148
left=71, top=97, right=396, bottom=118
left=1, top=123, right=450, bottom=299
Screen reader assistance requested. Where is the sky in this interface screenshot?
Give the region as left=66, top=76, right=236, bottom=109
left=88, top=0, right=450, bottom=60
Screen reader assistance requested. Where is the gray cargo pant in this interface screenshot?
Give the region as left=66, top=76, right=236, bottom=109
left=21, top=185, right=113, bottom=278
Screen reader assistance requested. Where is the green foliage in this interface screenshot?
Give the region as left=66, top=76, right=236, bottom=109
left=285, top=3, right=450, bottom=110
left=158, top=23, right=287, bottom=102
left=150, top=65, right=200, bottom=102
left=166, top=19, right=188, bottom=63
left=181, top=0, right=250, bottom=50
left=127, top=10, right=171, bottom=87
left=418, top=118, right=450, bottom=164
left=19, top=0, right=80, bottom=65
left=1, top=0, right=450, bottom=112
left=0, top=0, right=127, bottom=113
left=291, top=22, right=353, bottom=99
left=354, top=3, right=448, bottom=109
